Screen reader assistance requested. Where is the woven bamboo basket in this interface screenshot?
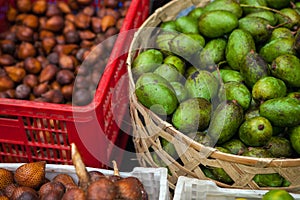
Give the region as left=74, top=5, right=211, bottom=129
left=126, top=0, right=300, bottom=192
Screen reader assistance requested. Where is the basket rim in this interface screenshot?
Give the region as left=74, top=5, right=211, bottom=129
left=126, top=0, right=300, bottom=168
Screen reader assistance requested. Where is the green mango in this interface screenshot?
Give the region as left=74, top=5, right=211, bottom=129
left=203, top=0, right=243, bottom=18
left=240, top=50, right=269, bottom=88
left=219, top=81, right=252, bottom=110
left=238, top=16, right=272, bottom=44
left=265, top=0, right=293, bottom=9
left=253, top=173, right=284, bottom=187
left=163, top=55, right=186, bottom=75
left=289, top=125, right=300, bottom=155
left=271, top=54, right=300, bottom=87
left=240, top=0, right=268, bottom=15
left=294, top=29, right=300, bottom=55
left=153, top=63, right=182, bottom=82
left=175, top=15, right=199, bottom=34
left=226, top=29, right=256, bottom=71
left=266, top=136, right=293, bottom=158
left=239, top=116, right=273, bottom=147
left=259, top=38, right=296, bottom=63
left=252, top=76, right=287, bottom=102
left=222, top=138, right=248, bottom=155
left=172, top=98, right=211, bottom=133
left=170, top=82, right=189, bottom=103
left=198, top=10, right=238, bottom=38
left=185, top=70, right=219, bottom=102
left=160, top=20, right=177, bottom=31
left=169, top=33, right=205, bottom=59
left=212, top=69, right=244, bottom=83
left=132, top=49, right=163, bottom=77
left=135, top=73, right=178, bottom=115
left=187, top=7, right=204, bottom=19
left=197, top=38, right=227, bottom=70
left=155, top=30, right=178, bottom=55
left=275, top=8, right=300, bottom=29
left=242, top=147, right=273, bottom=158
left=246, top=11, right=278, bottom=26
left=269, top=27, right=294, bottom=41
left=259, top=97, right=300, bottom=127
left=208, top=100, right=244, bottom=145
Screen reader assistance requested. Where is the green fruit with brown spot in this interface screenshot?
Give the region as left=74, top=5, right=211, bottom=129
left=239, top=116, right=273, bottom=147
left=222, top=138, right=248, bottom=155
left=219, top=81, right=252, bottom=110
left=240, top=50, right=269, bottom=88
left=266, top=136, right=292, bottom=158
left=238, top=16, right=272, bottom=44
left=185, top=70, right=219, bottom=102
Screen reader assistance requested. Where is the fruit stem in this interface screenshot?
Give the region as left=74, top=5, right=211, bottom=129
left=71, top=143, right=90, bottom=191
left=112, top=160, right=120, bottom=176
left=214, top=67, right=223, bottom=86
left=240, top=4, right=292, bottom=25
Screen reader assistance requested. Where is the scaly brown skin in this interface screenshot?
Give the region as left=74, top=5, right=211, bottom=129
left=14, top=161, right=46, bottom=189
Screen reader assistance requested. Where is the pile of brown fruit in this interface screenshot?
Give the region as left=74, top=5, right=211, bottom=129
left=0, top=0, right=131, bottom=106
left=0, top=144, right=148, bottom=200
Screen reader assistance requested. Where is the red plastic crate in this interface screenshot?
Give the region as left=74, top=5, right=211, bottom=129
left=0, top=0, right=150, bottom=169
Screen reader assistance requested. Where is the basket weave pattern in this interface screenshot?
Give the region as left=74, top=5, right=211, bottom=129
left=127, top=0, right=300, bottom=192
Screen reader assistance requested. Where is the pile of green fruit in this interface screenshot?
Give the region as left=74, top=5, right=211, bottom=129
left=131, top=0, right=300, bottom=187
